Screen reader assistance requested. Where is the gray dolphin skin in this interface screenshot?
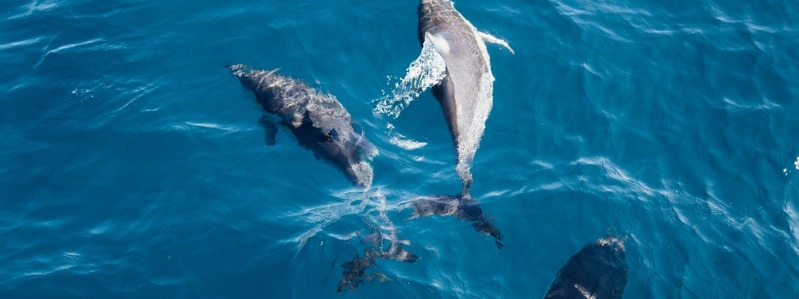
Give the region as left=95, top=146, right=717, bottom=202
left=412, top=194, right=503, bottom=248
left=418, top=0, right=500, bottom=194
left=544, top=238, right=628, bottom=299
left=228, top=64, right=375, bottom=187
left=413, top=0, right=507, bottom=248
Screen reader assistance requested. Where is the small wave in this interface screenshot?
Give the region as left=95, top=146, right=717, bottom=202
left=8, top=0, right=60, bottom=20
left=373, top=38, right=446, bottom=119
left=795, top=156, right=799, bottom=170
left=723, top=97, right=780, bottom=111
left=34, top=38, right=112, bottom=68
left=0, top=37, right=45, bottom=51
left=183, top=122, right=239, bottom=132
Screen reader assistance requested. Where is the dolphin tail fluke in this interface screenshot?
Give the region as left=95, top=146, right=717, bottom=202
left=410, top=194, right=503, bottom=249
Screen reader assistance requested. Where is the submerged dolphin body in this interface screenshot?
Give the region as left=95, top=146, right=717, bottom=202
left=228, top=64, right=375, bottom=187
left=544, top=238, right=629, bottom=299
left=411, top=0, right=512, bottom=247
left=337, top=226, right=418, bottom=292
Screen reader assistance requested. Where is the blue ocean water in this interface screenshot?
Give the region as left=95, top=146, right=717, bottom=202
left=2, top=0, right=799, bottom=297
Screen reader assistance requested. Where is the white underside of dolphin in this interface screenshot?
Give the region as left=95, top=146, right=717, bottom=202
left=423, top=16, right=514, bottom=193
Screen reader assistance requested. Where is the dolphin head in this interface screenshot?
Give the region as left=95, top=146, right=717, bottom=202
left=421, top=0, right=453, bottom=7
left=227, top=64, right=280, bottom=85
left=419, top=0, right=455, bottom=14
left=595, top=236, right=626, bottom=262
left=227, top=64, right=284, bottom=112
left=348, top=160, right=373, bottom=188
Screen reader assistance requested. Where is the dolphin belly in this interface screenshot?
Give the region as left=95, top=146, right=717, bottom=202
left=418, top=0, right=494, bottom=193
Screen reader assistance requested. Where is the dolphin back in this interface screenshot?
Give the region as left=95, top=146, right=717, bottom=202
left=227, top=64, right=375, bottom=187
left=544, top=238, right=628, bottom=299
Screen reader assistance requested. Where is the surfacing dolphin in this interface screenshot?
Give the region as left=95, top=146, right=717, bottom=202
left=228, top=64, right=375, bottom=187
left=410, top=0, right=512, bottom=248
left=544, top=237, right=629, bottom=299
left=418, top=0, right=513, bottom=193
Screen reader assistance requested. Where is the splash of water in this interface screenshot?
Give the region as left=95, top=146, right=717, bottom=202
left=386, top=124, right=427, bottom=150
left=373, top=38, right=447, bottom=119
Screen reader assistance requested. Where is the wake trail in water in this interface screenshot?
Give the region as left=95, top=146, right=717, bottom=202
left=287, top=189, right=414, bottom=258
left=373, top=38, right=447, bottom=119
left=288, top=190, right=368, bottom=251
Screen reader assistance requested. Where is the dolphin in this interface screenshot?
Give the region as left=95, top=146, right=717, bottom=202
left=337, top=231, right=418, bottom=292
left=337, top=216, right=418, bottom=292
left=410, top=0, right=512, bottom=248
left=544, top=237, right=629, bottom=299
left=228, top=64, right=375, bottom=187
left=418, top=0, right=513, bottom=194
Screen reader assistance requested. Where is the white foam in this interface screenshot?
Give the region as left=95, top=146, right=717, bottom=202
left=389, top=136, right=427, bottom=150
left=795, top=157, right=799, bottom=170
left=373, top=38, right=447, bottom=119
left=386, top=124, right=427, bottom=150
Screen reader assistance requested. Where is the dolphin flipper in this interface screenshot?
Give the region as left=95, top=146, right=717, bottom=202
left=424, top=32, right=452, bottom=58
left=478, top=32, right=515, bottom=54
left=258, top=114, right=279, bottom=146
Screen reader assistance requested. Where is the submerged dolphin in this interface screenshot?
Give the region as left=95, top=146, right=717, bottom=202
left=544, top=237, right=628, bottom=299
left=337, top=225, right=418, bottom=292
left=410, top=0, right=512, bottom=247
left=228, top=64, right=375, bottom=187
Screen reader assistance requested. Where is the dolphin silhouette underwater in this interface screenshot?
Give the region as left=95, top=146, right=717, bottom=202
left=337, top=222, right=418, bottom=292
left=544, top=237, right=629, bottom=299
left=409, top=0, right=514, bottom=248
left=228, top=64, right=376, bottom=187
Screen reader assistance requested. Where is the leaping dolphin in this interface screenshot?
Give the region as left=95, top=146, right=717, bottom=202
left=228, top=64, right=375, bottom=187
left=410, top=0, right=512, bottom=248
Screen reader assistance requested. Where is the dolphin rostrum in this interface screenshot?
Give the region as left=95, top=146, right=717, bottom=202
left=228, top=64, right=375, bottom=187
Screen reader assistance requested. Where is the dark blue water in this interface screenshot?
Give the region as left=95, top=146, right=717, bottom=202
left=2, top=0, right=799, bottom=298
